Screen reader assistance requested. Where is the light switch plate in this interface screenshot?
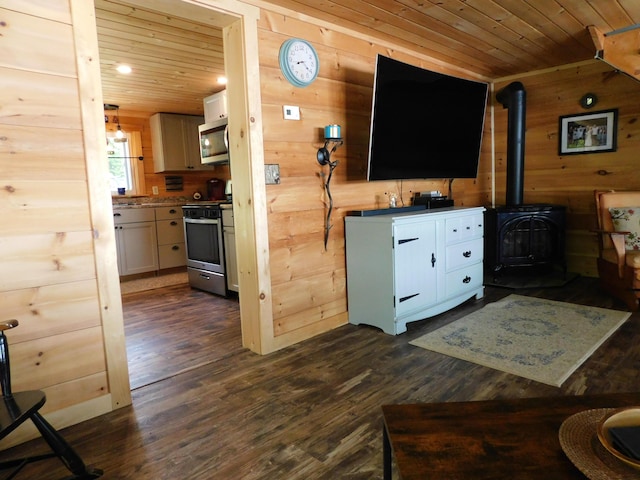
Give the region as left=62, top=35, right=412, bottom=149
left=283, top=105, right=300, bottom=120
left=265, top=164, right=280, bottom=184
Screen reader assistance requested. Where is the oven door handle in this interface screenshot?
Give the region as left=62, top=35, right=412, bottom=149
left=184, top=218, right=221, bottom=225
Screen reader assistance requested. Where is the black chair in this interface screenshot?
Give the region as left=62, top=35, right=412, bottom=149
left=0, top=319, right=102, bottom=479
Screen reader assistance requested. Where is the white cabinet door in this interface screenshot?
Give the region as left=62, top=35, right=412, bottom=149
left=203, top=90, right=228, bottom=122
left=223, top=226, right=239, bottom=292
left=393, top=221, right=437, bottom=316
left=116, top=221, right=159, bottom=275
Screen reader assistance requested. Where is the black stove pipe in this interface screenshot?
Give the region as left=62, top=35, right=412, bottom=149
left=496, top=81, right=526, bottom=206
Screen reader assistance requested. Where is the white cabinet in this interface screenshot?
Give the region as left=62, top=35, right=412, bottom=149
left=155, top=206, right=186, bottom=269
left=345, top=207, right=485, bottom=335
left=113, top=208, right=158, bottom=276
left=150, top=113, right=211, bottom=172
left=203, top=90, right=227, bottom=122
left=222, top=207, right=239, bottom=292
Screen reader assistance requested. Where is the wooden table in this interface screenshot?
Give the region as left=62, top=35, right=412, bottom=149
left=382, top=392, right=640, bottom=479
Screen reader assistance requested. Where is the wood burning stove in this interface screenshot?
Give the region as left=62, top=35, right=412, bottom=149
left=485, top=82, right=566, bottom=276
left=485, top=205, right=566, bottom=275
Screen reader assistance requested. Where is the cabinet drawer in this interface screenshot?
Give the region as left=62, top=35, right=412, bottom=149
left=157, top=219, right=185, bottom=245
left=113, top=208, right=155, bottom=224
left=158, top=243, right=186, bottom=269
left=444, top=262, right=483, bottom=298
left=445, top=213, right=484, bottom=243
left=446, top=238, right=483, bottom=271
left=155, top=206, right=183, bottom=221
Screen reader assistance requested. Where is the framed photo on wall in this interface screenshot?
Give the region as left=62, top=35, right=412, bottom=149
left=558, top=109, right=618, bottom=155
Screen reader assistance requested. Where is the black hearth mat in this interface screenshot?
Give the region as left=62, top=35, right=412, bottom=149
left=484, top=269, right=580, bottom=289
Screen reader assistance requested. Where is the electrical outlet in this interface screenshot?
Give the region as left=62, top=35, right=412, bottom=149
left=152, top=186, right=159, bottom=195
left=283, top=105, right=300, bottom=120
left=265, top=164, right=280, bottom=185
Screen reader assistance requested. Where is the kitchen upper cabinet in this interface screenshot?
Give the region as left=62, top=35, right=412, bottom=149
left=150, top=113, right=210, bottom=172
left=203, top=90, right=227, bottom=122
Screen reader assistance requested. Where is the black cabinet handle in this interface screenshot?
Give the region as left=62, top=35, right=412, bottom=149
left=463, top=251, right=472, bottom=258
left=463, top=276, right=471, bottom=284
left=431, top=253, right=436, bottom=267
left=114, top=213, right=121, bottom=217
left=399, top=293, right=419, bottom=303
left=170, top=221, right=178, bottom=226
left=172, top=245, right=179, bottom=251
left=169, top=209, right=176, bottom=214
left=398, top=237, right=419, bottom=245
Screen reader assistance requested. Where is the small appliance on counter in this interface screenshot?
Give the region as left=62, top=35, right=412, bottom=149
left=207, top=178, right=226, bottom=201
left=224, top=179, right=232, bottom=201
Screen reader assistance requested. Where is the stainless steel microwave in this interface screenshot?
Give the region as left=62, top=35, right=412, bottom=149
left=198, top=117, right=229, bottom=165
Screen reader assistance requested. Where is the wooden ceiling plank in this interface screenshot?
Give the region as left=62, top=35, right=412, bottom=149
left=459, top=0, right=579, bottom=67
left=554, top=0, right=617, bottom=32
left=617, top=0, right=640, bottom=24
left=585, top=0, right=637, bottom=31
left=98, top=47, right=221, bottom=78
left=282, top=0, right=517, bottom=76
left=95, top=9, right=223, bottom=45
left=95, top=25, right=224, bottom=59
left=395, top=0, right=549, bottom=69
left=521, top=0, right=596, bottom=52
left=95, top=0, right=232, bottom=32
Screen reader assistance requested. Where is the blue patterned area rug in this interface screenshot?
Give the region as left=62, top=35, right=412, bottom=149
left=410, top=295, right=631, bottom=387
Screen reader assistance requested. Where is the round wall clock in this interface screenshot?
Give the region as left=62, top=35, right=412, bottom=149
left=279, top=38, right=319, bottom=87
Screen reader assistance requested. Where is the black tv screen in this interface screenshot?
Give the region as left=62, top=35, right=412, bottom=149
left=367, top=55, right=489, bottom=181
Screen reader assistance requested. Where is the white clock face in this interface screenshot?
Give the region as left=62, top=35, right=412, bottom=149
left=287, top=41, right=317, bottom=83
left=280, top=39, right=319, bottom=87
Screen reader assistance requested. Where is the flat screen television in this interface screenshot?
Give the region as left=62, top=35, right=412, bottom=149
left=367, top=55, right=489, bottom=181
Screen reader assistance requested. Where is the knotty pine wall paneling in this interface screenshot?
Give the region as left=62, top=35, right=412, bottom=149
left=0, top=0, right=127, bottom=448
left=493, top=61, right=640, bottom=277
left=256, top=11, right=489, bottom=344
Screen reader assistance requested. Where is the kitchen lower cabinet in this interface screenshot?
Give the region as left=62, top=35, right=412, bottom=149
left=345, top=207, right=485, bottom=335
left=222, top=207, right=238, bottom=292
left=114, top=209, right=158, bottom=276
left=155, top=206, right=186, bottom=269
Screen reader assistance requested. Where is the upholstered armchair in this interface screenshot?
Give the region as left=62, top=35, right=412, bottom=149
left=594, top=190, right=640, bottom=311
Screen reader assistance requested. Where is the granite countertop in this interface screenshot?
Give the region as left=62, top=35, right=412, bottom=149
left=112, top=196, right=190, bottom=209
left=112, top=202, right=185, bottom=209
left=112, top=196, right=232, bottom=209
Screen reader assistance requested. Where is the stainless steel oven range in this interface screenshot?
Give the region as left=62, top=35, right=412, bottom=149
left=182, top=203, right=229, bottom=296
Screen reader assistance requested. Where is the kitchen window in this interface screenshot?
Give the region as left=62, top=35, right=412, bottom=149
left=106, top=130, right=145, bottom=195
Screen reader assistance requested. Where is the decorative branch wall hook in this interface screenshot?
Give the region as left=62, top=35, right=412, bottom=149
left=316, top=127, right=344, bottom=250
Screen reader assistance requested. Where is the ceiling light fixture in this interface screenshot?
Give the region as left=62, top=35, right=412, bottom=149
left=116, top=64, right=132, bottom=74
left=217, top=76, right=228, bottom=85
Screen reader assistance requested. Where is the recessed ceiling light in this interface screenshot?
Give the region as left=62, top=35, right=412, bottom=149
left=116, top=65, right=132, bottom=74
left=217, top=76, right=228, bottom=85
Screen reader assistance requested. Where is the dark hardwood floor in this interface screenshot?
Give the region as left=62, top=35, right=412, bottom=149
left=2, top=276, right=639, bottom=479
